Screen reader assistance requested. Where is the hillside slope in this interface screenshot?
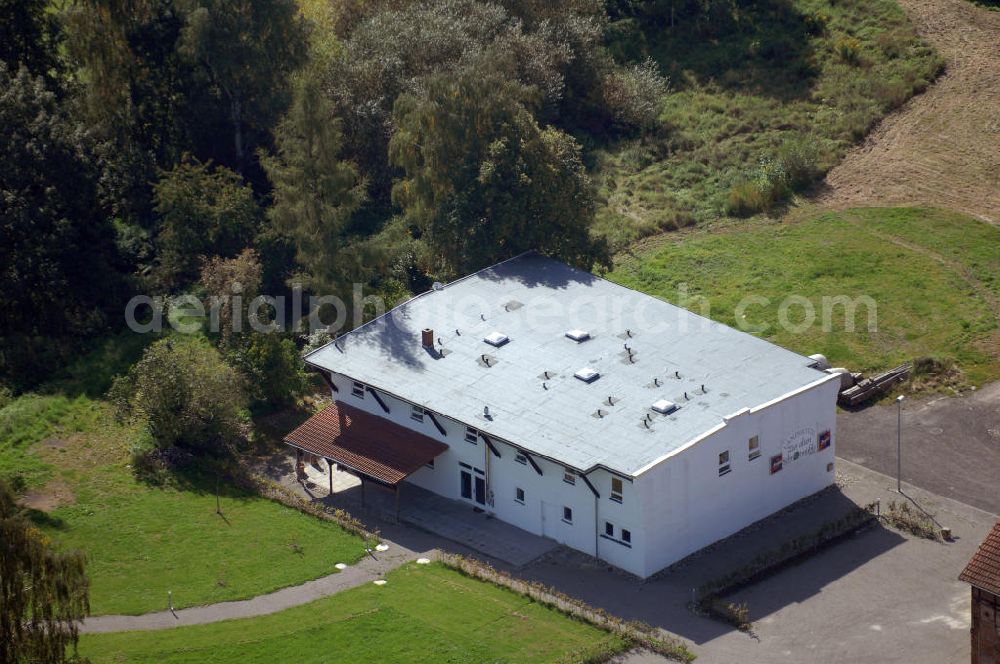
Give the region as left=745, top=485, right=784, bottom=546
left=818, top=0, right=1000, bottom=224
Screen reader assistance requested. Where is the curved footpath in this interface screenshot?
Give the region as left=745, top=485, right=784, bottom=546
left=80, top=542, right=429, bottom=634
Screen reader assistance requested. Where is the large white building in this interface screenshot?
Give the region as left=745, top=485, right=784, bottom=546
left=286, top=253, right=840, bottom=578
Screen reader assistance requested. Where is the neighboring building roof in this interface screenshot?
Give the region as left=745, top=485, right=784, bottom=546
left=960, top=520, right=1000, bottom=596
left=284, top=402, right=447, bottom=485
left=306, top=253, right=833, bottom=476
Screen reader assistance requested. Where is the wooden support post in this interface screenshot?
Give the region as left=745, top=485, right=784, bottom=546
left=329, top=460, right=333, bottom=495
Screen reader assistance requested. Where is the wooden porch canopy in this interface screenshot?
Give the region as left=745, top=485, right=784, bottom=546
left=284, top=401, right=448, bottom=487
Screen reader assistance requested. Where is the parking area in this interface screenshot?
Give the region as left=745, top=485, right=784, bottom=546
left=838, top=381, right=1000, bottom=514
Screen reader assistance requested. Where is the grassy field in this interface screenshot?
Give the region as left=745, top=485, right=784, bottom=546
left=609, top=207, right=1000, bottom=386
left=2, top=339, right=366, bottom=616
left=594, top=0, right=943, bottom=248
left=80, top=562, right=628, bottom=663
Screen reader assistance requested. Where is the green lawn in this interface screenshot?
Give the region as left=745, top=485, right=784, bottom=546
left=2, top=389, right=365, bottom=616
left=594, top=0, right=943, bottom=248
left=80, top=562, right=628, bottom=663
left=609, top=207, right=1000, bottom=386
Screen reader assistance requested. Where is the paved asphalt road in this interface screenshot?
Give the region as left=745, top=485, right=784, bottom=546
left=837, top=380, right=1000, bottom=515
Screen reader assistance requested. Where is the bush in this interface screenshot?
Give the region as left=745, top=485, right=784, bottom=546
left=228, top=333, right=310, bottom=410
left=726, top=137, right=824, bottom=215
left=883, top=501, right=940, bottom=540
left=109, top=336, right=248, bottom=455
left=835, top=36, right=862, bottom=65
left=600, top=58, right=669, bottom=131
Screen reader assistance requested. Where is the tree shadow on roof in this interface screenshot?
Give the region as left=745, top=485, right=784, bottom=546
left=476, top=252, right=600, bottom=291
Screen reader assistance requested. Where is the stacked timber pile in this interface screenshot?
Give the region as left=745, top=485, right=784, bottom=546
left=837, top=364, right=910, bottom=407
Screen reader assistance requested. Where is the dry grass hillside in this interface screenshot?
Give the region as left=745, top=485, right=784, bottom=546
left=818, top=0, right=1000, bottom=224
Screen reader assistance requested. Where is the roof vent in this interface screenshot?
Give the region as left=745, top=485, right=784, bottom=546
left=652, top=399, right=678, bottom=414
left=565, top=329, right=590, bottom=342
left=484, top=331, right=509, bottom=347
left=574, top=367, right=600, bottom=383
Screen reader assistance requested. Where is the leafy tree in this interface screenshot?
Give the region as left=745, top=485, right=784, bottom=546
left=260, top=69, right=369, bottom=295
left=109, top=336, right=248, bottom=454
left=390, top=62, right=608, bottom=275
left=176, top=0, right=308, bottom=172
left=153, top=159, right=262, bottom=291
left=0, top=0, right=64, bottom=81
left=200, top=249, right=263, bottom=349
left=0, top=64, right=124, bottom=389
left=0, top=478, right=90, bottom=663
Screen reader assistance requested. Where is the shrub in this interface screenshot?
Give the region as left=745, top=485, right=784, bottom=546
left=109, top=336, right=248, bottom=455
left=600, top=58, right=670, bottom=131
left=882, top=501, right=940, bottom=540
left=228, top=333, right=310, bottom=410
left=835, top=36, right=862, bottom=65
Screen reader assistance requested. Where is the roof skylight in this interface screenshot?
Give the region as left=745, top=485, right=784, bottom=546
left=484, top=331, right=509, bottom=347
left=574, top=367, right=600, bottom=383
left=652, top=399, right=678, bottom=414
left=565, top=329, right=590, bottom=342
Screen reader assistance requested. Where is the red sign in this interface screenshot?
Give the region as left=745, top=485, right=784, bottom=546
left=770, top=454, right=783, bottom=474
left=818, top=430, right=831, bottom=451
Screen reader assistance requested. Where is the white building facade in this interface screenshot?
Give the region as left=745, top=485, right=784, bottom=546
left=301, top=254, right=841, bottom=578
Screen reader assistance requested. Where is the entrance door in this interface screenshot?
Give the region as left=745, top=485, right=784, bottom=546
left=459, top=463, right=486, bottom=506
left=474, top=475, right=486, bottom=505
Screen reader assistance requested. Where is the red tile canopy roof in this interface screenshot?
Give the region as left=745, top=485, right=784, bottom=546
left=284, top=401, right=448, bottom=486
left=960, top=519, right=1000, bottom=596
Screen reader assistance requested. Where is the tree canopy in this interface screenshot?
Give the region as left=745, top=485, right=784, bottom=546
left=0, top=478, right=90, bottom=663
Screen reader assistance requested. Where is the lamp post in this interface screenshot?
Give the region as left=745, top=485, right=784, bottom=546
left=896, top=395, right=905, bottom=492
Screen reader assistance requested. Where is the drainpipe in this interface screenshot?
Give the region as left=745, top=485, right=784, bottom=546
left=594, top=492, right=600, bottom=562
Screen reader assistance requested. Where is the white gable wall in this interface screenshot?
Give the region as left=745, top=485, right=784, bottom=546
left=634, top=375, right=840, bottom=577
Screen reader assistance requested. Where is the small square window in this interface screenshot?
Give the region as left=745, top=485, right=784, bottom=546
left=515, top=487, right=525, bottom=504
left=749, top=435, right=761, bottom=460
left=351, top=381, right=365, bottom=398
left=621, top=529, right=631, bottom=544
left=610, top=477, right=623, bottom=503
left=605, top=522, right=614, bottom=537
left=464, top=426, right=478, bottom=444
left=718, top=450, right=731, bottom=477
left=410, top=405, right=425, bottom=422
left=563, top=469, right=576, bottom=485
left=562, top=506, right=573, bottom=523
left=515, top=453, right=527, bottom=465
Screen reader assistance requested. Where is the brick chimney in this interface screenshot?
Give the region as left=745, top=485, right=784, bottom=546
left=421, top=328, right=434, bottom=348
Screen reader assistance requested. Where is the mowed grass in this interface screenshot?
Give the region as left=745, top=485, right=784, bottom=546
left=1, top=390, right=365, bottom=616
left=81, top=562, right=628, bottom=663
left=609, top=207, right=1000, bottom=385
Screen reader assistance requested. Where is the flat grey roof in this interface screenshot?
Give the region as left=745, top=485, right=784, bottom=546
left=306, top=253, right=832, bottom=476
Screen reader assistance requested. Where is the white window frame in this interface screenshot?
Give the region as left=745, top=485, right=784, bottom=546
left=562, top=506, right=573, bottom=524
left=749, top=435, right=761, bottom=460
left=410, top=405, right=425, bottom=423
left=464, top=426, right=478, bottom=444
left=621, top=528, right=631, bottom=544
left=610, top=477, right=623, bottom=503
left=515, top=487, right=525, bottom=504
left=515, top=453, right=527, bottom=465
left=351, top=381, right=365, bottom=398
left=563, top=468, right=576, bottom=485
left=719, top=450, right=732, bottom=477
left=605, top=521, right=614, bottom=537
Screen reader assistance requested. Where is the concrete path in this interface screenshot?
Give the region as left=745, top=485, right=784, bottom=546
left=81, top=542, right=430, bottom=634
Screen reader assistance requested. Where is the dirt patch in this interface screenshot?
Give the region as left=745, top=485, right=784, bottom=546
left=817, top=0, right=1000, bottom=224
left=21, top=477, right=75, bottom=512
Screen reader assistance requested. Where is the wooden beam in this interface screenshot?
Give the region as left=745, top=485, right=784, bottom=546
left=580, top=473, right=600, bottom=499
left=426, top=411, right=447, bottom=436
left=479, top=432, right=501, bottom=458
left=365, top=386, right=390, bottom=414
left=522, top=451, right=543, bottom=476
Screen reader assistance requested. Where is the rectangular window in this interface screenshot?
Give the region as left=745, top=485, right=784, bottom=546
left=515, top=487, right=525, bottom=504
left=621, top=529, right=631, bottom=544
left=718, top=450, right=731, bottom=477
left=563, top=468, right=576, bottom=485
left=610, top=477, right=623, bottom=503
left=562, top=506, right=573, bottom=524
left=749, top=435, right=761, bottom=460
left=605, top=522, right=614, bottom=537
left=410, top=405, right=425, bottom=422
left=515, top=453, right=527, bottom=465
left=464, top=426, right=478, bottom=444
left=351, top=381, right=365, bottom=398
